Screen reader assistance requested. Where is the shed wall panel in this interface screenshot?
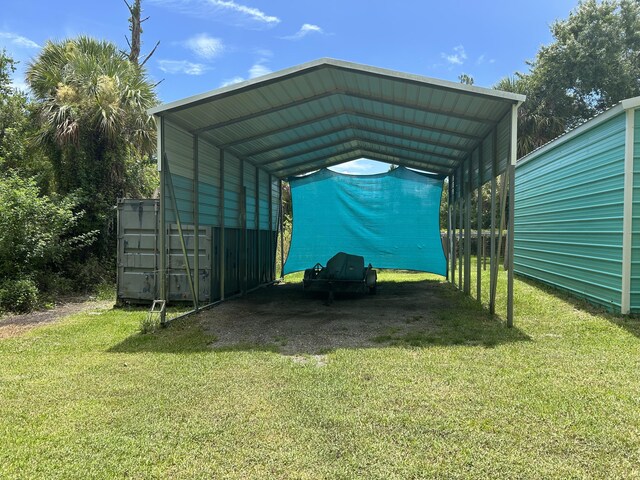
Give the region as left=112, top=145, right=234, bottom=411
left=223, top=152, right=241, bottom=228
left=197, top=138, right=220, bottom=226
left=515, top=112, right=626, bottom=311
left=631, top=108, right=640, bottom=312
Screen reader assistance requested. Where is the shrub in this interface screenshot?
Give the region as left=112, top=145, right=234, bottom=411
left=0, top=278, right=39, bottom=313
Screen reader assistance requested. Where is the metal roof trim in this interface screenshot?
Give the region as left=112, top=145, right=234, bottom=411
left=149, top=58, right=525, bottom=116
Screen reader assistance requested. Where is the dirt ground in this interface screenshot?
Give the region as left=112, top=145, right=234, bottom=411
left=199, top=278, right=454, bottom=355
left=0, top=297, right=112, bottom=339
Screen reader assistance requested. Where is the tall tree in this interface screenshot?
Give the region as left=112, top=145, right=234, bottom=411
left=495, top=0, right=640, bottom=157
left=125, top=0, right=160, bottom=67
left=26, top=36, right=158, bottom=256
left=530, top=0, right=640, bottom=127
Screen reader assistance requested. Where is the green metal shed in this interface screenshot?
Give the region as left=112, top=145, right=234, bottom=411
left=515, top=96, right=640, bottom=314
left=149, top=58, right=524, bottom=324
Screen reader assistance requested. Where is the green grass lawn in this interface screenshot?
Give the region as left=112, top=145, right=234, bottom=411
left=1, top=263, right=639, bottom=479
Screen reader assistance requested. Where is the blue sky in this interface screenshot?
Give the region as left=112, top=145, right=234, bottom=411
left=1, top=0, right=579, bottom=174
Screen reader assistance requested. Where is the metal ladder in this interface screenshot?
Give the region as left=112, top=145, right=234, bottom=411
left=147, top=300, right=166, bottom=327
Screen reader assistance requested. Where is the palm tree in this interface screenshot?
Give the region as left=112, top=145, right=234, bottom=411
left=494, top=75, right=564, bottom=158
left=26, top=36, right=158, bottom=255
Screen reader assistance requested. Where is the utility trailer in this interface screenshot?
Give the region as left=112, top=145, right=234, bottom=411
left=303, top=252, right=377, bottom=301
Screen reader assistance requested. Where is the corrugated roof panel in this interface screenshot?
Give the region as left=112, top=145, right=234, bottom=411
left=154, top=59, right=522, bottom=178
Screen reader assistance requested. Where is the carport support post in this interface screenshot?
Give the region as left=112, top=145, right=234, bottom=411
left=255, top=167, right=260, bottom=284
left=219, top=149, right=226, bottom=301
left=239, top=159, right=247, bottom=294
left=447, top=177, right=452, bottom=281
left=458, top=165, right=463, bottom=290
left=464, top=159, right=471, bottom=295
left=158, top=117, right=167, bottom=307
left=279, top=179, right=285, bottom=279
left=193, top=135, right=200, bottom=309
left=477, top=147, right=483, bottom=302
left=269, top=174, right=274, bottom=281
left=451, top=176, right=456, bottom=285
left=489, top=129, right=497, bottom=315
left=507, top=103, right=518, bottom=328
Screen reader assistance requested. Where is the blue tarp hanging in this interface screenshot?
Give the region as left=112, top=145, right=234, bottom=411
left=284, top=167, right=447, bottom=276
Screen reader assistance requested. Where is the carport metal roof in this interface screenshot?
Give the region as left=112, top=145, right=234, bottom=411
left=150, top=58, right=525, bottom=178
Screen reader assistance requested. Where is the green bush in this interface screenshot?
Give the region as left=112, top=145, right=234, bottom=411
left=0, top=278, right=39, bottom=313
left=0, top=173, right=96, bottom=312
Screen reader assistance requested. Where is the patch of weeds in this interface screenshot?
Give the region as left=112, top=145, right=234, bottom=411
left=139, top=313, right=161, bottom=334
left=405, top=315, right=424, bottom=324
left=372, top=334, right=394, bottom=344
left=273, top=335, right=288, bottom=346
left=210, top=343, right=280, bottom=353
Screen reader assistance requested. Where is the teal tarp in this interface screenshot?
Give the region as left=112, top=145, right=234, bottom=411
left=284, top=167, right=447, bottom=275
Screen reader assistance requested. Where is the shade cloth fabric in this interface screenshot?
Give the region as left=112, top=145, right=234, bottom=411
left=284, top=167, right=446, bottom=276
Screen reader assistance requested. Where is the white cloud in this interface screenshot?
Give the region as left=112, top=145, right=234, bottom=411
left=248, top=62, right=272, bottom=79
left=0, top=32, right=40, bottom=49
left=441, top=45, right=467, bottom=65
left=211, top=0, right=279, bottom=24
left=220, top=76, right=245, bottom=87
left=282, top=23, right=324, bottom=40
left=476, top=54, right=496, bottom=65
left=149, top=0, right=279, bottom=25
left=184, top=33, right=224, bottom=59
left=158, top=59, right=208, bottom=75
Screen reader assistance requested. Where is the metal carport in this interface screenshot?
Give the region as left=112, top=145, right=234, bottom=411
left=149, top=58, right=524, bottom=326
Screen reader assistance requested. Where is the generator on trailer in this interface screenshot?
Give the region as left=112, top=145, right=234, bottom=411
left=303, top=252, right=377, bottom=300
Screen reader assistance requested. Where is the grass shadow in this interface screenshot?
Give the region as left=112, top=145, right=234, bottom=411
left=517, top=275, right=640, bottom=338
left=109, top=277, right=531, bottom=355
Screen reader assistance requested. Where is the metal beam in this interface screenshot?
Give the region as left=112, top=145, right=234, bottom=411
left=489, top=128, right=497, bottom=315
left=158, top=117, right=167, bottom=306
left=507, top=103, right=518, bottom=327
left=193, top=90, right=341, bottom=134
left=344, top=91, right=499, bottom=125
left=451, top=173, right=457, bottom=286
left=447, top=177, right=452, bottom=282
left=464, top=158, right=471, bottom=295
left=255, top=164, right=260, bottom=289
left=240, top=159, right=247, bottom=294
left=194, top=89, right=497, bottom=136
left=164, top=154, right=197, bottom=311
left=219, top=149, right=226, bottom=300
left=279, top=179, right=285, bottom=278
left=271, top=144, right=456, bottom=178
left=265, top=136, right=457, bottom=169
left=193, top=134, right=200, bottom=309
left=477, top=145, right=483, bottom=303
left=244, top=123, right=470, bottom=160
left=218, top=109, right=482, bottom=152
left=268, top=174, right=274, bottom=281
left=458, top=165, right=463, bottom=290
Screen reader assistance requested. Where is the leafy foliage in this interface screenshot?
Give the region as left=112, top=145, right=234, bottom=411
left=26, top=36, right=159, bottom=258
left=496, top=0, right=640, bottom=157
left=0, top=173, right=94, bottom=311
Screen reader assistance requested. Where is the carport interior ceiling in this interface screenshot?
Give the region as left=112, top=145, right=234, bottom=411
left=150, top=58, right=524, bottom=180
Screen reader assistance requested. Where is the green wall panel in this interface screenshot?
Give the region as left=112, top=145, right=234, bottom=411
left=631, top=108, right=640, bottom=312
left=515, top=112, right=626, bottom=311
